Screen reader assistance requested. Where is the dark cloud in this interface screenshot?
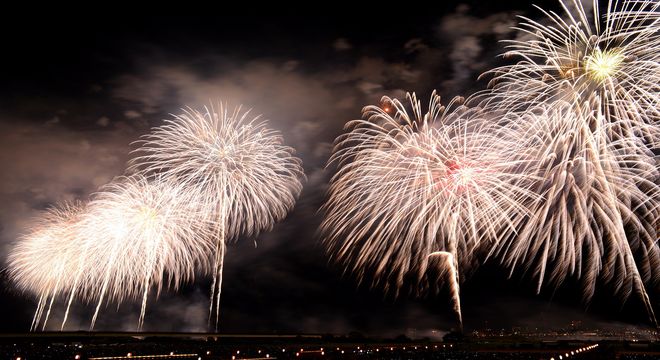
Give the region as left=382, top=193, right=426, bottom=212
left=333, top=38, right=353, bottom=51
left=0, top=121, right=136, bottom=255
left=435, top=4, right=519, bottom=94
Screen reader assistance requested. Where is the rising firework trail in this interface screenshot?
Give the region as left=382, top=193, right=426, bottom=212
left=322, top=92, right=536, bottom=329
left=428, top=251, right=462, bottom=330
left=130, top=104, right=304, bottom=330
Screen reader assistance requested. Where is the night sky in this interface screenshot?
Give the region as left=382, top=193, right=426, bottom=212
left=0, top=2, right=656, bottom=336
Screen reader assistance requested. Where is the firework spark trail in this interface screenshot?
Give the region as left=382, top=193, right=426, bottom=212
left=31, top=293, right=44, bottom=331
left=322, top=92, right=537, bottom=327
left=42, top=271, right=62, bottom=331
left=480, top=0, right=660, bottom=146
left=491, top=101, right=659, bottom=325
left=129, top=104, right=304, bottom=330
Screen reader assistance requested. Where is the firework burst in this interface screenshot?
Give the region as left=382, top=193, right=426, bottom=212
left=130, top=104, right=304, bottom=330
left=322, top=92, right=537, bottom=328
left=482, top=0, right=660, bottom=146
left=475, top=0, right=660, bottom=325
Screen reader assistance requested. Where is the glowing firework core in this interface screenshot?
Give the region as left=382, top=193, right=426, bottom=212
left=446, top=160, right=478, bottom=191
left=584, top=48, right=624, bottom=82
left=433, top=160, right=483, bottom=194
left=137, top=206, right=159, bottom=224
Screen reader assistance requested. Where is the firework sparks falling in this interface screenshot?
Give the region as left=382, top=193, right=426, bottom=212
left=492, top=101, right=659, bottom=325
left=322, top=92, right=536, bottom=328
left=130, top=104, right=304, bottom=330
left=475, top=0, right=660, bottom=325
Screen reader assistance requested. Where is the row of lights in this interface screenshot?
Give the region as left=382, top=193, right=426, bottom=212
left=549, top=344, right=599, bottom=360
left=89, top=353, right=199, bottom=359
left=15, top=344, right=456, bottom=360
left=289, top=344, right=453, bottom=356
left=232, top=348, right=276, bottom=360
left=295, top=347, right=324, bottom=357
left=74, top=349, right=215, bottom=360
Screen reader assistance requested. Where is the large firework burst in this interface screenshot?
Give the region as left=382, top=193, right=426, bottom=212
left=477, top=0, right=660, bottom=325
left=130, top=104, right=304, bottom=330
left=322, top=92, right=536, bottom=328
left=482, top=0, right=660, bottom=146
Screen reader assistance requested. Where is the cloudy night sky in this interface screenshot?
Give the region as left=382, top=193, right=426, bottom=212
left=0, top=2, right=656, bottom=336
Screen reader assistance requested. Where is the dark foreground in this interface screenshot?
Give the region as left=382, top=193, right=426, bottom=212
left=0, top=333, right=658, bottom=360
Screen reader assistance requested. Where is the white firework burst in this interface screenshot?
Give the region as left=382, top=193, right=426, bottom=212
left=476, top=0, right=660, bottom=325
left=482, top=0, right=660, bottom=146
left=129, top=103, right=304, bottom=330
left=322, top=92, right=537, bottom=329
